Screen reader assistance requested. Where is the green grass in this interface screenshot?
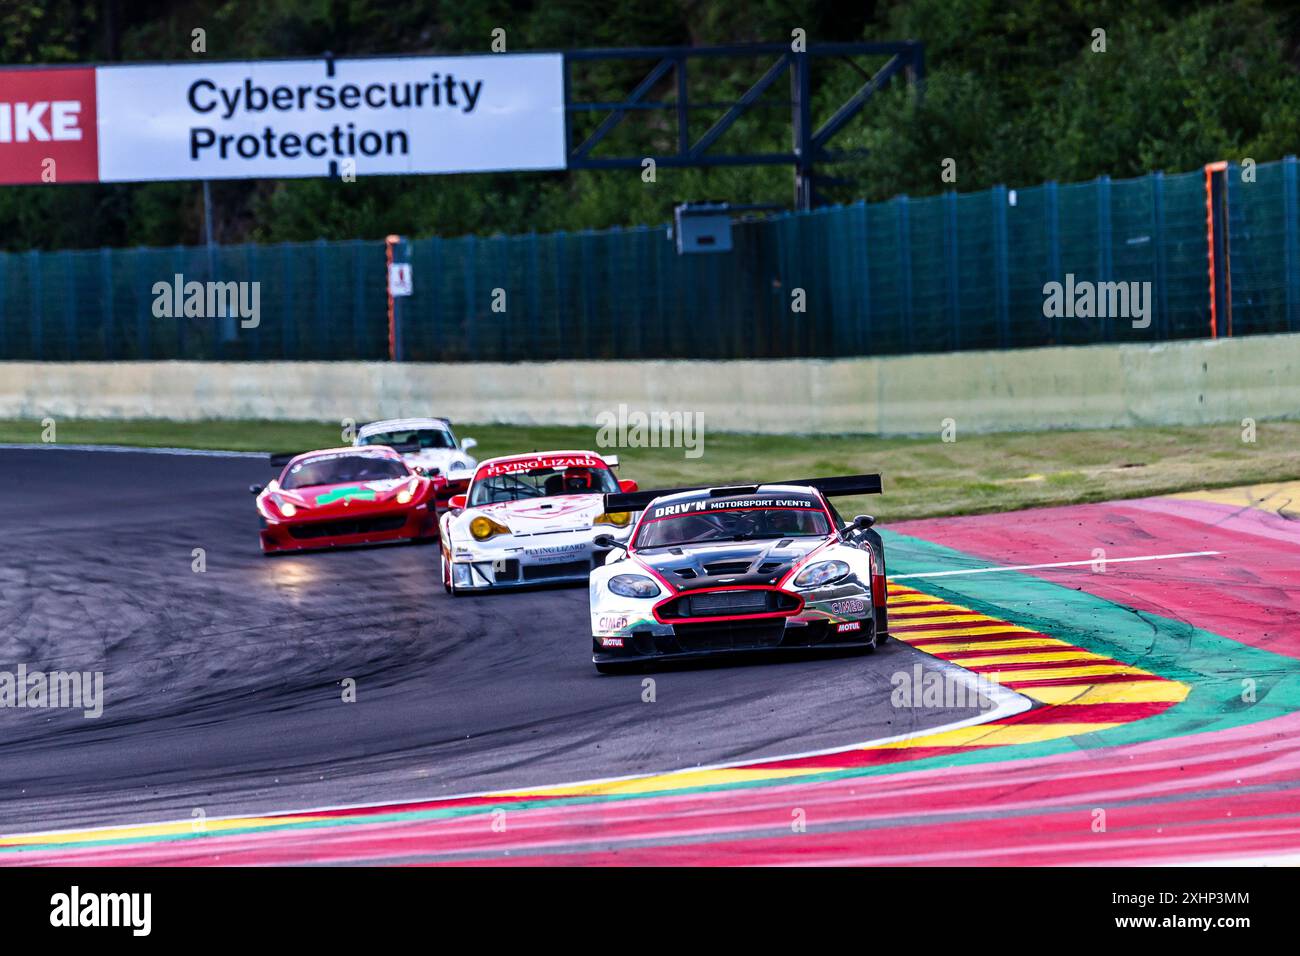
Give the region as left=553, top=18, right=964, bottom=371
left=3, top=417, right=1297, bottom=521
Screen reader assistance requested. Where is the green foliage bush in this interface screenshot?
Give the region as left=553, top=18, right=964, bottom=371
left=2, top=0, right=1297, bottom=251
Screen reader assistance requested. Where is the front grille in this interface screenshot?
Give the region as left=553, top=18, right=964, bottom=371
left=287, top=514, right=407, bottom=540
left=658, top=589, right=800, bottom=619
left=674, top=620, right=786, bottom=651
left=690, top=591, right=770, bottom=615
left=522, top=559, right=590, bottom=581
left=491, top=559, right=521, bottom=582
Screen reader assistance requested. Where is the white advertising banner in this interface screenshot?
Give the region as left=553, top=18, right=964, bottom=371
left=93, top=53, right=566, bottom=182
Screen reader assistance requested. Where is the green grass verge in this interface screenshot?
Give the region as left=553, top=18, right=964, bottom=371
left=3, top=417, right=1297, bottom=521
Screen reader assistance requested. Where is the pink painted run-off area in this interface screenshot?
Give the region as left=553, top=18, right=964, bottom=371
left=14, top=708, right=1300, bottom=866
left=896, top=490, right=1300, bottom=660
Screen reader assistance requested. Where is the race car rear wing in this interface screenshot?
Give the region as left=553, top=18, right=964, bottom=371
left=268, top=441, right=422, bottom=469
left=602, top=473, right=882, bottom=514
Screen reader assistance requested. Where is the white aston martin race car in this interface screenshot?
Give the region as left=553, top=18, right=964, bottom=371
left=439, top=450, right=639, bottom=594
left=587, top=475, right=889, bottom=672
left=355, top=417, right=478, bottom=505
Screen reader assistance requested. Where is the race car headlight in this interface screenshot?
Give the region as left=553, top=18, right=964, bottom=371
left=396, top=479, right=418, bottom=505
left=451, top=460, right=468, bottom=471
left=594, top=511, right=631, bottom=527
left=793, top=560, right=850, bottom=589
left=278, top=501, right=298, bottom=518
left=608, top=574, right=660, bottom=599
left=469, top=515, right=510, bottom=540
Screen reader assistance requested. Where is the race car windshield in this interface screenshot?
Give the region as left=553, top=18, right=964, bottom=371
left=469, top=466, right=619, bottom=505
left=359, top=429, right=455, bottom=450
left=635, top=506, right=830, bottom=549
left=282, top=455, right=409, bottom=489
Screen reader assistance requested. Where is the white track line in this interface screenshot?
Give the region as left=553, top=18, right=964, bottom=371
left=891, top=550, right=1221, bottom=580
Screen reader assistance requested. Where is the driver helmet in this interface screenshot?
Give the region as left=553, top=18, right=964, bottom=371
left=562, top=466, right=595, bottom=492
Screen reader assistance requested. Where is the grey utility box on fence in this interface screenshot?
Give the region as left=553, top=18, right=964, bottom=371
left=673, top=202, right=733, bottom=254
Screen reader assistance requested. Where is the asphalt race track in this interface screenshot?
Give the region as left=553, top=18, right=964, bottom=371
left=0, top=447, right=992, bottom=835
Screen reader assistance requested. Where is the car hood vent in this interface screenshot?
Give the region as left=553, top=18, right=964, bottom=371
left=702, top=560, right=752, bottom=576
left=636, top=538, right=821, bottom=591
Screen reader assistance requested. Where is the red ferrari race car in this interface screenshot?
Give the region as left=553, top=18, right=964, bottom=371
left=250, top=445, right=444, bottom=554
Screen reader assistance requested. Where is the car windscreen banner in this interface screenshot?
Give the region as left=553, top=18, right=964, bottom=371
left=646, top=495, right=823, bottom=520
left=478, top=455, right=607, bottom=478
left=0, top=53, right=566, bottom=185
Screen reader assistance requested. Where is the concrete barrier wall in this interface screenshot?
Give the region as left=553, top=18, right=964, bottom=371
left=2, top=333, right=1298, bottom=434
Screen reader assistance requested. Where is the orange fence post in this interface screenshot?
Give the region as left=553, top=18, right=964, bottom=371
left=1203, top=161, right=1231, bottom=339
left=385, top=234, right=398, bottom=360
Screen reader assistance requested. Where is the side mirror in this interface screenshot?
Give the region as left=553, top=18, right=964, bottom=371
left=593, top=533, right=628, bottom=551
left=448, top=494, right=467, bottom=510
left=249, top=484, right=265, bottom=496
left=853, top=514, right=876, bottom=531
left=460, top=438, right=477, bottom=452
left=618, top=478, right=639, bottom=493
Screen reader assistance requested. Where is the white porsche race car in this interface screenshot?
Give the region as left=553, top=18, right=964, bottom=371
left=439, top=450, right=639, bottom=594
left=355, top=417, right=478, bottom=507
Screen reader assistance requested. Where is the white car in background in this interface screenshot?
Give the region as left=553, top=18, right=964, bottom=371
left=355, top=418, right=478, bottom=506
